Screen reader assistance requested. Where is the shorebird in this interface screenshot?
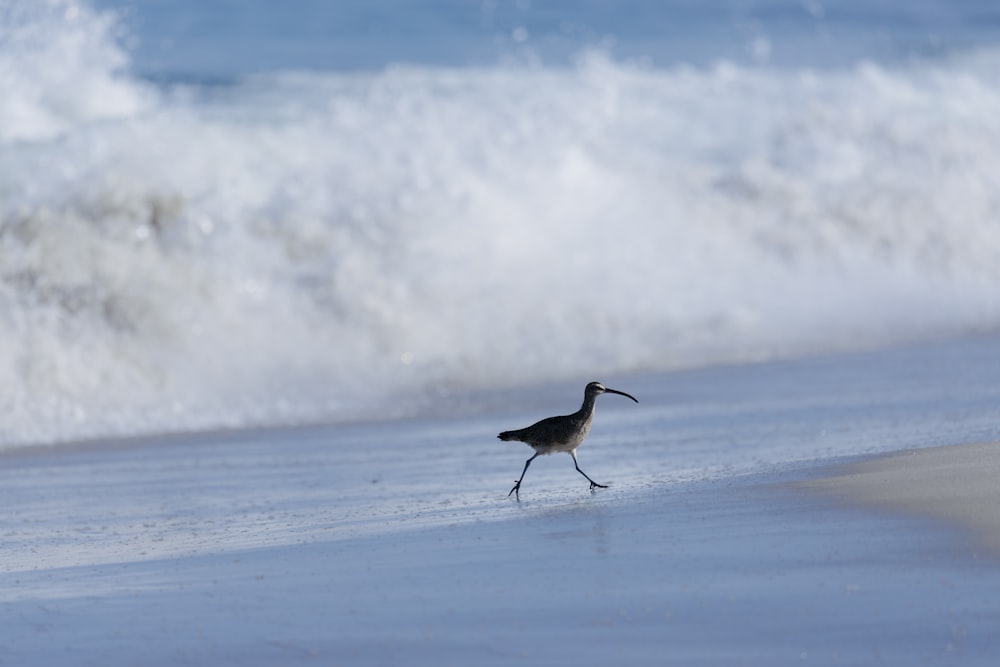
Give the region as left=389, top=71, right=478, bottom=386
left=499, top=381, right=638, bottom=500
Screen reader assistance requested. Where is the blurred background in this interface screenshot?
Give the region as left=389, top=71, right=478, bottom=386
left=2, top=0, right=1000, bottom=446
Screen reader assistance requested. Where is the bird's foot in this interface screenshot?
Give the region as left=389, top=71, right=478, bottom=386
left=589, top=481, right=608, bottom=491
left=508, top=480, right=522, bottom=500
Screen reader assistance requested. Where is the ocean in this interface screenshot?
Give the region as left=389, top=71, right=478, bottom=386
left=8, top=5, right=1000, bottom=661
left=3, top=0, right=1000, bottom=447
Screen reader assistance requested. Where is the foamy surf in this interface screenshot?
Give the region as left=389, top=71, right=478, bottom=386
left=3, top=1, right=1000, bottom=447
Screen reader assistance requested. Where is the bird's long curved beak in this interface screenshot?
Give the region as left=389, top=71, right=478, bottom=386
left=605, top=387, right=638, bottom=403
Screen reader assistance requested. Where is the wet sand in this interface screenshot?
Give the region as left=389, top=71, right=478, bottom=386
left=6, top=336, right=1000, bottom=665
left=4, top=424, right=1000, bottom=665
left=802, top=441, right=1000, bottom=557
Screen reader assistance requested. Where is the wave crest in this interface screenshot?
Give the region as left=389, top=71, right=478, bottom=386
left=4, top=6, right=1000, bottom=446
left=0, top=0, right=149, bottom=143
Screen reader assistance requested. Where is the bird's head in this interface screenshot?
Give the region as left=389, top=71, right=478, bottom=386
left=586, top=381, right=638, bottom=403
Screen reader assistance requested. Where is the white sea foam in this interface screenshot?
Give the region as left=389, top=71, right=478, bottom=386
left=0, top=0, right=150, bottom=142
left=3, top=1, right=1000, bottom=446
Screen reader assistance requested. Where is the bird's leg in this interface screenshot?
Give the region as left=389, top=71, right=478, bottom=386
left=508, top=453, right=538, bottom=501
left=571, top=451, right=607, bottom=491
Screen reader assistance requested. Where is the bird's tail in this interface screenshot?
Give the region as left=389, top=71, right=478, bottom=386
left=497, top=429, right=523, bottom=441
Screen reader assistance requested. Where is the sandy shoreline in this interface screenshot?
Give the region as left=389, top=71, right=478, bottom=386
left=5, top=428, right=1000, bottom=665
left=5, top=336, right=1000, bottom=665
left=801, top=441, right=1000, bottom=558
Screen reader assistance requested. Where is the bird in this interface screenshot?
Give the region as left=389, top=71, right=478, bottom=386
left=498, top=381, right=638, bottom=500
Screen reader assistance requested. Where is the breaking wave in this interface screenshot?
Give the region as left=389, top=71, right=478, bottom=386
left=3, top=0, right=1000, bottom=446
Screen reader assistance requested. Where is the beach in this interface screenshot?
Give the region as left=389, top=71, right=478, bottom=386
left=5, top=336, right=1000, bottom=666
left=6, top=2, right=1000, bottom=664
left=803, top=441, right=1000, bottom=558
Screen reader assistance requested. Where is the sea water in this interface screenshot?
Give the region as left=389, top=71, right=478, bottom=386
left=3, top=0, right=1000, bottom=447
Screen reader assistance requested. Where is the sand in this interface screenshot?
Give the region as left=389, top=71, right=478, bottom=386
left=3, top=431, right=1000, bottom=665
left=802, top=441, right=1000, bottom=558
left=5, top=337, right=1000, bottom=665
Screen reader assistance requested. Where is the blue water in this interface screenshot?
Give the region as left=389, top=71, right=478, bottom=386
left=96, top=0, right=1000, bottom=75
left=3, top=0, right=1000, bottom=446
